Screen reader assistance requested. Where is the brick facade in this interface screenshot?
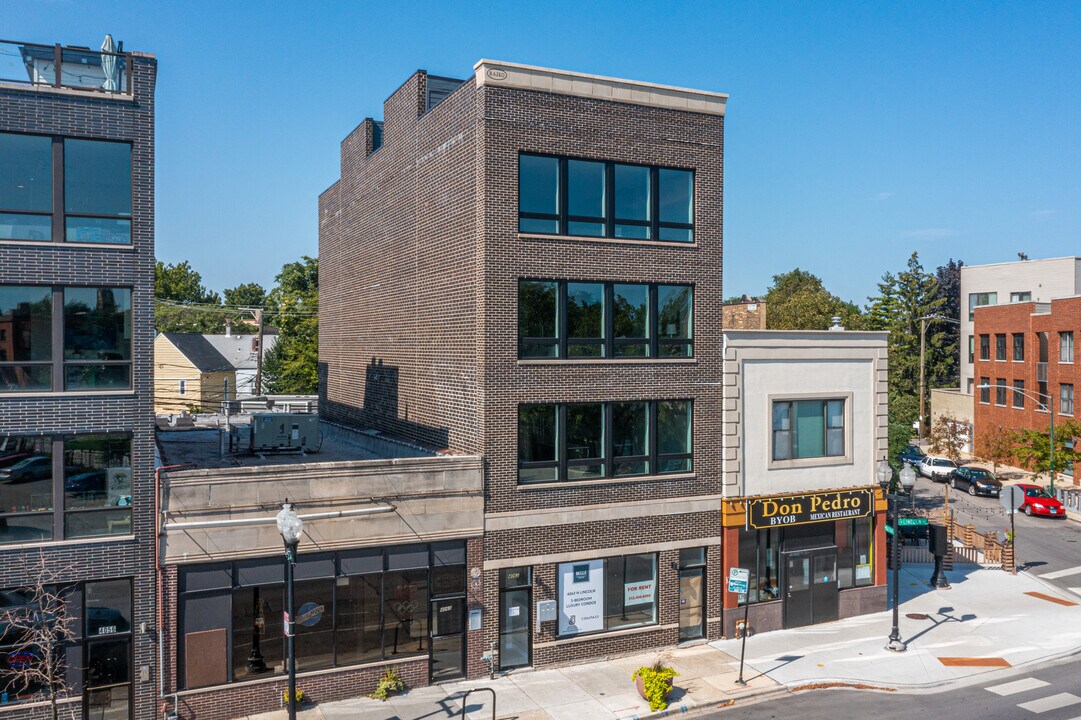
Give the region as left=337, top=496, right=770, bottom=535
left=319, top=62, right=728, bottom=678
left=973, top=298, right=1081, bottom=476
left=0, top=53, right=157, bottom=720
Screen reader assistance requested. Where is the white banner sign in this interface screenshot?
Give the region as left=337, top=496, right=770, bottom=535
left=558, top=560, right=604, bottom=635
left=624, top=580, right=654, bottom=606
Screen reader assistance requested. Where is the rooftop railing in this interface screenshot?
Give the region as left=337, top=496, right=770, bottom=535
left=0, top=39, right=130, bottom=93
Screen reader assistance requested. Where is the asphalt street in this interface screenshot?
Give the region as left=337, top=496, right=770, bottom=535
left=705, top=655, right=1081, bottom=719
left=907, top=473, right=1081, bottom=593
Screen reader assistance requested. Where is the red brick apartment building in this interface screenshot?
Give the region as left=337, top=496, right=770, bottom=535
left=973, top=298, right=1081, bottom=479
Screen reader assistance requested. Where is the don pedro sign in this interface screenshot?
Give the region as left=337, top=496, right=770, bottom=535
left=749, top=488, right=873, bottom=529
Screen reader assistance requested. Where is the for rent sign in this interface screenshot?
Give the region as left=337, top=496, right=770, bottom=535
left=749, top=488, right=874, bottom=529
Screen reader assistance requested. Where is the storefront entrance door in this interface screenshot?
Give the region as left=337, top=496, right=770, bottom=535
left=782, top=548, right=838, bottom=628
left=678, top=568, right=705, bottom=641
left=429, top=597, right=465, bottom=682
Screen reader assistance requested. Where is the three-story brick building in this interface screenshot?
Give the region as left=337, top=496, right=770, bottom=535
left=0, top=37, right=156, bottom=720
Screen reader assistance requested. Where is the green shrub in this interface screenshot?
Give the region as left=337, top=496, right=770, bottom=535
left=369, top=665, right=406, bottom=701
left=632, top=660, right=678, bottom=712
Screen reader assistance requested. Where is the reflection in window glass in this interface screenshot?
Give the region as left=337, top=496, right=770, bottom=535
left=658, top=169, right=693, bottom=224
left=65, top=216, right=131, bottom=245
left=0, top=213, right=52, bottom=242
left=294, top=579, right=335, bottom=672
left=64, top=434, right=131, bottom=525
left=64, top=140, right=131, bottom=217
left=566, top=403, right=604, bottom=480
left=566, top=283, right=605, bottom=357
left=85, top=579, right=132, bottom=636
left=63, top=288, right=132, bottom=391
left=612, top=402, right=648, bottom=476
left=0, top=286, right=53, bottom=392
left=383, top=570, right=427, bottom=658
left=518, top=280, right=558, bottom=358
left=657, top=286, right=693, bottom=357
left=335, top=574, right=382, bottom=666
left=0, top=133, right=52, bottom=213
left=232, top=586, right=283, bottom=680
left=658, top=400, right=692, bottom=473
left=0, top=436, right=53, bottom=544
left=518, top=405, right=557, bottom=483
left=518, top=155, right=559, bottom=233
left=602, top=554, right=657, bottom=632
left=613, top=284, right=649, bottom=357
left=613, top=165, right=650, bottom=222
left=567, top=159, right=605, bottom=237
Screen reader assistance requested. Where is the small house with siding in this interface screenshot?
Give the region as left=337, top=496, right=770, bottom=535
left=154, top=332, right=236, bottom=413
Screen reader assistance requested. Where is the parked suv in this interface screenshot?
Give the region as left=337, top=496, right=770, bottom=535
left=949, top=466, right=1002, bottom=497
left=918, top=456, right=958, bottom=481
left=899, top=444, right=926, bottom=466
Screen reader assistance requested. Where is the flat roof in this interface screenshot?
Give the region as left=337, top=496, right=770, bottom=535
left=156, top=418, right=437, bottom=470
left=962, top=256, right=1081, bottom=271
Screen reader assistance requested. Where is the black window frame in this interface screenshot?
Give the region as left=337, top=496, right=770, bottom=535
left=1013, top=333, right=1025, bottom=362
left=979, top=334, right=990, bottom=361
left=995, top=378, right=1007, bottom=406
left=518, top=279, right=693, bottom=360
left=995, top=334, right=1007, bottom=361
left=0, top=285, right=133, bottom=393
left=979, top=377, right=991, bottom=404
left=0, top=131, right=134, bottom=245
left=1013, top=380, right=1025, bottom=409
left=517, top=400, right=693, bottom=484
left=518, top=153, right=695, bottom=243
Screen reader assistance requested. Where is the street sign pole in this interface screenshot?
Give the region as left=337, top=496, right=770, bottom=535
left=1000, top=485, right=1025, bottom=574
left=728, top=567, right=751, bottom=686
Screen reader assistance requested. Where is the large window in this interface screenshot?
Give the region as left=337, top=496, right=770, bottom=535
left=979, top=334, right=990, bottom=361
left=1013, top=380, right=1025, bottom=409
left=1062, top=384, right=1074, bottom=416
left=995, top=334, right=1007, bottom=361
left=995, top=378, right=1007, bottom=406
left=519, top=154, right=694, bottom=243
left=968, top=292, right=997, bottom=321
left=0, top=433, right=131, bottom=545
left=519, top=280, right=693, bottom=359
left=979, top=377, right=991, bottom=404
left=178, top=543, right=465, bottom=690
left=772, top=398, right=846, bottom=462
left=1062, top=332, right=1074, bottom=364
left=1013, top=333, right=1025, bottom=362
left=518, top=400, right=693, bottom=483
left=0, top=285, right=131, bottom=392
left=0, top=133, right=132, bottom=244
left=557, top=554, right=657, bottom=637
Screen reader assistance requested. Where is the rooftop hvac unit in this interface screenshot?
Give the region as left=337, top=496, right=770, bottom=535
left=249, top=413, right=320, bottom=453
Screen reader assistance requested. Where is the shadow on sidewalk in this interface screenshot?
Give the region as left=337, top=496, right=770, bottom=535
left=901, top=606, right=978, bottom=647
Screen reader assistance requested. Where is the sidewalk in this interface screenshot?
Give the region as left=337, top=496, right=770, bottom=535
left=245, top=643, right=782, bottom=720
left=711, top=563, right=1081, bottom=690
left=242, top=564, right=1081, bottom=720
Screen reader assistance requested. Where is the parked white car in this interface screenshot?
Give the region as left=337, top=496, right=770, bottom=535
left=918, top=456, right=958, bottom=481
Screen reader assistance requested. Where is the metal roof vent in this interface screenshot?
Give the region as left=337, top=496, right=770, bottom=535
left=829, top=316, right=845, bottom=331
left=426, top=76, right=464, bottom=112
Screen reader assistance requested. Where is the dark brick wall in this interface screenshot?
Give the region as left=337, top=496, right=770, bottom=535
left=0, top=54, right=157, bottom=720
left=319, top=66, right=726, bottom=675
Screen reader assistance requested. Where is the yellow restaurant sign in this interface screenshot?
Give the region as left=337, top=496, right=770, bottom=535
left=748, top=488, right=874, bottom=529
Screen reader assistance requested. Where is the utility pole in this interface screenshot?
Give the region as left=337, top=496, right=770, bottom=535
left=254, top=308, right=265, bottom=396
left=919, top=316, right=928, bottom=439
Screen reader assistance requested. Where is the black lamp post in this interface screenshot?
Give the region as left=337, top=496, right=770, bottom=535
left=878, top=460, right=916, bottom=652
left=276, top=502, right=303, bottom=720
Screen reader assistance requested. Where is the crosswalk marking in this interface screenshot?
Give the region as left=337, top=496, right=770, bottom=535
left=1039, top=565, right=1081, bottom=580
left=1018, top=693, right=1081, bottom=713
left=986, top=678, right=1051, bottom=696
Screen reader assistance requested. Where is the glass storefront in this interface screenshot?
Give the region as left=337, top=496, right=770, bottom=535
left=178, top=542, right=466, bottom=688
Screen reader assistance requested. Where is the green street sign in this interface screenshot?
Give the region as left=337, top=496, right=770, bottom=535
left=897, top=517, right=928, bottom=527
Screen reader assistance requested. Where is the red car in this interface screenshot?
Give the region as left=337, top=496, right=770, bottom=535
left=1016, top=484, right=1067, bottom=518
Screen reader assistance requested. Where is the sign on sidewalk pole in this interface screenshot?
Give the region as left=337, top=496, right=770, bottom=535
left=729, top=568, right=751, bottom=686
left=1001, top=486, right=1026, bottom=574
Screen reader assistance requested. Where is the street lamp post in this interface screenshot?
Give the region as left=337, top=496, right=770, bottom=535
left=878, top=460, right=917, bottom=652
left=977, top=383, right=1056, bottom=493
left=276, top=502, right=304, bottom=720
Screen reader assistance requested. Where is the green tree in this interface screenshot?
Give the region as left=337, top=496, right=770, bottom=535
left=764, top=269, right=863, bottom=330
left=224, top=282, right=266, bottom=308
left=155, top=260, right=226, bottom=333
left=865, top=252, right=946, bottom=436
left=1013, top=418, right=1081, bottom=483
left=263, top=256, right=318, bottom=394
left=932, top=258, right=963, bottom=387
left=155, top=260, right=221, bottom=304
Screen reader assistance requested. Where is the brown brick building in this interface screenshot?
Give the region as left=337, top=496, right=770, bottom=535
left=722, top=296, right=766, bottom=329
left=319, top=60, right=727, bottom=675
left=973, top=297, right=1081, bottom=481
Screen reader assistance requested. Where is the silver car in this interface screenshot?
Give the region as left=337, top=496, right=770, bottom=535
left=918, top=456, right=958, bottom=481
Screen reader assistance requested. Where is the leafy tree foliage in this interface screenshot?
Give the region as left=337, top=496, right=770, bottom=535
left=932, top=258, right=963, bottom=387
left=263, top=256, right=318, bottom=394
left=155, top=261, right=221, bottom=304
left=976, top=423, right=1016, bottom=473
left=1012, top=418, right=1081, bottom=483
left=224, top=282, right=267, bottom=308
left=928, top=413, right=968, bottom=465
left=865, top=252, right=946, bottom=436
left=764, top=269, right=863, bottom=330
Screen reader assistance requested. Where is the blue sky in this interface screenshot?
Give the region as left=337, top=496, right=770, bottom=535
left=9, top=1, right=1081, bottom=303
